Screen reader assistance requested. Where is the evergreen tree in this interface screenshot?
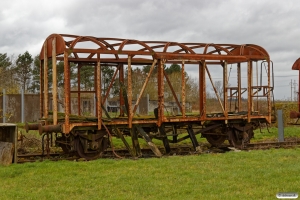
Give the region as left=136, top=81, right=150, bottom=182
left=15, top=51, right=33, bottom=93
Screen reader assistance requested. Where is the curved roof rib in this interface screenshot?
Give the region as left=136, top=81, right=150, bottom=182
left=40, top=34, right=270, bottom=64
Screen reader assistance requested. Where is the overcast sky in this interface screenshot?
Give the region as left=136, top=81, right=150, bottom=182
left=1, top=0, right=300, bottom=100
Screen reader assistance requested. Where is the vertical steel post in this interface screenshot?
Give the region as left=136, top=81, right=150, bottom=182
left=223, top=61, right=228, bottom=118
left=247, top=61, right=253, bottom=122
left=237, top=63, right=241, bottom=112
left=127, top=56, right=133, bottom=128
left=157, top=59, right=164, bottom=126
left=119, top=63, right=125, bottom=117
left=97, top=53, right=102, bottom=130
left=40, top=59, right=44, bottom=118
left=199, top=61, right=206, bottom=119
left=52, top=37, right=58, bottom=125
left=181, top=60, right=186, bottom=117
left=267, top=59, right=271, bottom=122
left=43, top=41, right=48, bottom=119
left=63, top=51, right=70, bottom=133
left=77, top=64, right=81, bottom=116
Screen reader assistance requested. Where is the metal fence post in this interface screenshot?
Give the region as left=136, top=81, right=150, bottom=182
left=277, top=109, right=284, bottom=142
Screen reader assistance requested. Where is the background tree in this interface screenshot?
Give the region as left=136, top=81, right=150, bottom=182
left=0, top=53, right=12, bottom=90
left=165, top=64, right=181, bottom=74
left=102, top=66, right=118, bottom=97
left=0, top=53, right=19, bottom=93
left=80, top=65, right=94, bottom=91
left=28, top=55, right=40, bottom=93
left=15, top=51, right=33, bottom=93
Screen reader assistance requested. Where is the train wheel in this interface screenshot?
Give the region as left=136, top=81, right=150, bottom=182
left=204, top=125, right=226, bottom=147
left=228, top=129, right=243, bottom=149
left=74, top=135, right=108, bottom=160
left=228, top=127, right=253, bottom=149
left=205, top=135, right=227, bottom=147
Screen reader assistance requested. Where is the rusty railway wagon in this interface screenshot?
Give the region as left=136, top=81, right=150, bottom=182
left=26, top=34, right=275, bottom=160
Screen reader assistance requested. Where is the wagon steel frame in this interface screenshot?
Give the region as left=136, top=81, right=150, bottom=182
left=31, top=33, right=274, bottom=158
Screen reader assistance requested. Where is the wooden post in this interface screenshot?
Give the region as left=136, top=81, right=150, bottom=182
left=130, top=127, right=142, bottom=157
left=158, top=125, right=170, bottom=154
left=136, top=125, right=162, bottom=157
left=187, top=125, right=201, bottom=152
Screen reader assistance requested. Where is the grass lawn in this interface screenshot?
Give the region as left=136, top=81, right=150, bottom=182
left=1, top=148, right=299, bottom=200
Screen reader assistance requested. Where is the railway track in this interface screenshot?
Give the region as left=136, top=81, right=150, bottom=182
left=16, top=140, right=300, bottom=163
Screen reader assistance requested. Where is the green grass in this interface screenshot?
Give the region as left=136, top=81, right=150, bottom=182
left=253, top=126, right=300, bottom=142
left=1, top=148, right=300, bottom=199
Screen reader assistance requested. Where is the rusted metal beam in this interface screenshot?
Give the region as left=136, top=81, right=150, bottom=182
left=43, top=42, right=48, bottom=119
left=223, top=61, right=228, bottom=119
left=40, top=60, right=44, bottom=119
left=247, top=61, right=253, bottom=122
left=181, top=60, right=186, bottom=117
left=127, top=56, right=133, bottom=128
left=119, top=64, right=125, bottom=117
left=157, top=59, right=164, bottom=126
left=55, top=57, right=227, bottom=65
left=237, top=63, right=241, bottom=112
left=52, top=37, right=58, bottom=125
left=155, top=53, right=250, bottom=61
left=71, top=48, right=154, bottom=56
left=97, top=53, right=102, bottom=130
left=63, top=51, right=70, bottom=133
left=77, top=64, right=81, bottom=116
left=199, top=61, right=206, bottom=119
left=68, top=48, right=266, bottom=61
left=267, top=59, right=272, bottom=122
